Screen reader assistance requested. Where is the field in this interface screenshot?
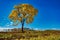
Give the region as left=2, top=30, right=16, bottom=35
left=0, top=30, right=60, bottom=40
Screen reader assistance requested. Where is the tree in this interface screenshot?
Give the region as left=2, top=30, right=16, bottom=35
left=9, top=4, right=38, bottom=32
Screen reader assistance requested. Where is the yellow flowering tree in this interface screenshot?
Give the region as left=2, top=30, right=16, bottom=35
left=9, top=4, right=38, bottom=32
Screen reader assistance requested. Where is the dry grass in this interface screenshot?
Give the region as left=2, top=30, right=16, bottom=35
left=0, top=30, right=60, bottom=40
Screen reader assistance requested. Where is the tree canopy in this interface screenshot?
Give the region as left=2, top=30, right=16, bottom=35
left=9, top=4, right=38, bottom=25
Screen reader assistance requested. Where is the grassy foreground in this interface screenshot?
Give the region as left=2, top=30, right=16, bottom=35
left=0, top=30, right=60, bottom=40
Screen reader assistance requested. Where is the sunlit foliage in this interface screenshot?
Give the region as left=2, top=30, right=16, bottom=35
left=9, top=4, right=38, bottom=25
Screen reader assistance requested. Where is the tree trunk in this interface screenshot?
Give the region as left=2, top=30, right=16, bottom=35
left=21, top=19, right=25, bottom=33
left=22, top=23, right=24, bottom=32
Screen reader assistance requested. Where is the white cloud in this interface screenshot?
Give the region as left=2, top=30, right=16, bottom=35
left=0, top=27, right=12, bottom=29
left=0, top=26, right=13, bottom=29
left=34, top=28, right=39, bottom=30
left=10, top=22, right=13, bottom=25
left=0, top=26, right=13, bottom=31
left=5, top=22, right=13, bottom=27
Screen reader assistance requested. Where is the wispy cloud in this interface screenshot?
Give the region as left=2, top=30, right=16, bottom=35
left=5, top=22, right=13, bottom=27
left=10, top=22, right=13, bottom=25
left=51, top=28, right=57, bottom=30
left=0, top=25, right=13, bottom=29
left=0, top=26, right=13, bottom=31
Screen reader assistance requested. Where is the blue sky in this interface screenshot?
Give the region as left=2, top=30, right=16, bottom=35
left=0, top=0, right=60, bottom=30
